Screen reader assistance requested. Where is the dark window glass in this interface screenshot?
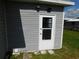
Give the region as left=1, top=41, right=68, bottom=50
left=42, top=29, right=51, bottom=40
left=42, top=17, right=52, bottom=28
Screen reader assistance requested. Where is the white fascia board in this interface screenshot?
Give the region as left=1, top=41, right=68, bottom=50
left=65, top=18, right=79, bottom=22
left=39, top=0, right=75, bottom=5
left=68, top=19, right=79, bottom=22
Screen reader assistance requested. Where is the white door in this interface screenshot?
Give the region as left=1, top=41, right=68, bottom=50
left=39, top=15, right=56, bottom=50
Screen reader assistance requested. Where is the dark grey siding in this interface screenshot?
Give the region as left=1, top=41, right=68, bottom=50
left=0, top=0, right=7, bottom=59
left=6, top=2, right=64, bottom=51
left=6, top=2, right=26, bottom=50
left=64, top=22, right=73, bottom=29
left=64, top=21, right=79, bottom=31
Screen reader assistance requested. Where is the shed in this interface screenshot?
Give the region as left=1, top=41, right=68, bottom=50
left=6, top=0, right=74, bottom=52
left=0, top=0, right=75, bottom=59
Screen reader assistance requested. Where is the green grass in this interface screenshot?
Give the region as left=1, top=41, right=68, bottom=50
left=31, top=30, right=79, bottom=59
left=11, top=30, right=79, bottom=59
left=10, top=53, right=23, bottom=59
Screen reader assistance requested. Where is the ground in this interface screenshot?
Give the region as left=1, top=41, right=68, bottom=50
left=10, top=30, right=79, bottom=59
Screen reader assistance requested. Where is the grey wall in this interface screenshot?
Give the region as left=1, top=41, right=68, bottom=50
left=20, top=10, right=39, bottom=51
left=6, top=2, right=26, bottom=50
left=64, top=21, right=73, bottom=29
left=6, top=2, right=64, bottom=51
left=64, top=21, right=79, bottom=31
left=0, top=0, right=7, bottom=59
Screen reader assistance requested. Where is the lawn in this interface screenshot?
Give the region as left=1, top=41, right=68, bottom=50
left=31, top=30, right=79, bottom=59
left=11, top=30, right=79, bottom=59
left=10, top=53, right=23, bottom=59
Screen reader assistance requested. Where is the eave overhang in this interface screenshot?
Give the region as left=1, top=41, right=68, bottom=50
left=7, top=0, right=75, bottom=6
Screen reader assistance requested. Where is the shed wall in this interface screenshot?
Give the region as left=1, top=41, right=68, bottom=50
left=6, top=2, right=64, bottom=51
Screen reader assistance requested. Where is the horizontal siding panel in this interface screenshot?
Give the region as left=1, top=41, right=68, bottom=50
left=20, top=9, right=39, bottom=51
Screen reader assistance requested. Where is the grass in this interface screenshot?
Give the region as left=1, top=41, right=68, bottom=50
left=10, top=30, right=79, bottom=59
left=10, top=53, right=23, bottom=59
left=31, top=30, right=79, bottom=59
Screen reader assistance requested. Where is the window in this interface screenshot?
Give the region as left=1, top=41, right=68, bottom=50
left=43, top=17, right=52, bottom=28
left=42, top=29, right=51, bottom=39
left=42, top=17, right=52, bottom=40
